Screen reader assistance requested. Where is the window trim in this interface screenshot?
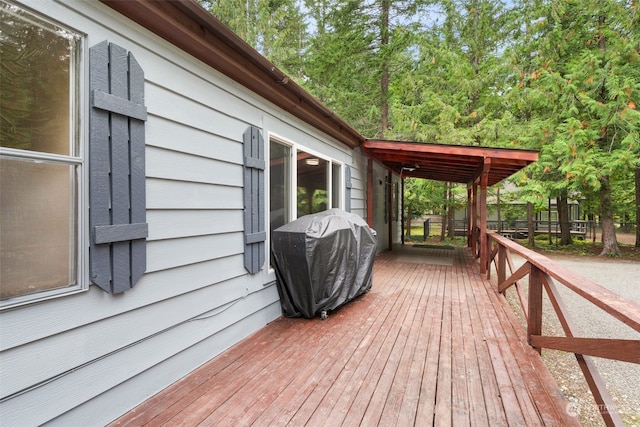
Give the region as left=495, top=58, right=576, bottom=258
left=0, top=5, right=88, bottom=310
left=331, top=160, right=344, bottom=211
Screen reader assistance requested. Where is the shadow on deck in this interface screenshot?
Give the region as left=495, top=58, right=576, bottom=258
left=111, top=245, right=578, bottom=426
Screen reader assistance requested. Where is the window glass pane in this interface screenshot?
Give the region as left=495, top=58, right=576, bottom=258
left=297, top=151, right=328, bottom=216
left=0, top=1, right=80, bottom=156
left=332, top=163, right=341, bottom=209
left=270, top=141, right=290, bottom=234
left=1, top=157, right=77, bottom=300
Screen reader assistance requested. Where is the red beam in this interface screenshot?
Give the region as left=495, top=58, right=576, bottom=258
left=364, top=140, right=538, bottom=162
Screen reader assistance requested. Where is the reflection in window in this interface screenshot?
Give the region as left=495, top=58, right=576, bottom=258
left=1, top=1, right=80, bottom=155
left=297, top=151, right=328, bottom=216
left=0, top=1, right=81, bottom=304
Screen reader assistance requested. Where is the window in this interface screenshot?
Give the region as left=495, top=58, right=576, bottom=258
left=268, top=138, right=343, bottom=239
left=1, top=1, right=83, bottom=306
left=297, top=151, right=328, bottom=216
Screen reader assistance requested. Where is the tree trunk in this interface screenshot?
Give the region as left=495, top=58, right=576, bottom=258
left=636, top=166, right=640, bottom=248
left=595, top=16, right=620, bottom=256
left=379, top=0, right=390, bottom=137
left=599, top=175, right=621, bottom=256
left=527, top=202, right=535, bottom=247
left=557, top=189, right=572, bottom=245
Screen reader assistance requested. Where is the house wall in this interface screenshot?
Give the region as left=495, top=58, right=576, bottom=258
left=350, top=147, right=368, bottom=220
left=0, top=1, right=367, bottom=425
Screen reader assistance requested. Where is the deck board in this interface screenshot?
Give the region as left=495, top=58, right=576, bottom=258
left=110, top=246, right=578, bottom=427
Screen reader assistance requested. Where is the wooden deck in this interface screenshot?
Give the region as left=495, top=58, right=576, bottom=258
left=111, top=246, right=578, bottom=426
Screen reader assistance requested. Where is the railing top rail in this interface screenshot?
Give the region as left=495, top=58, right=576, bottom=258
left=488, top=231, right=640, bottom=333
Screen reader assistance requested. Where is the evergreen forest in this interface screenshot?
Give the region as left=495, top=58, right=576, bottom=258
left=198, top=0, right=640, bottom=255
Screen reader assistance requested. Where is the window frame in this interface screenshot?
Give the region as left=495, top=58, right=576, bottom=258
left=0, top=2, right=88, bottom=310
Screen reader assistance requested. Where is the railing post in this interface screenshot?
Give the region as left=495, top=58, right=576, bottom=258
left=528, top=265, right=543, bottom=354
left=467, top=184, right=472, bottom=248
left=485, top=237, right=492, bottom=279
left=497, top=243, right=506, bottom=291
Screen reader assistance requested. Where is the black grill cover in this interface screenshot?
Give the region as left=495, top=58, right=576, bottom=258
left=271, top=209, right=377, bottom=318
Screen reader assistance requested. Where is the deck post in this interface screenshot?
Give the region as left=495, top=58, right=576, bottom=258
left=401, top=176, right=405, bottom=245
left=467, top=184, right=472, bottom=248
left=528, top=265, right=544, bottom=354
left=367, top=157, right=374, bottom=229
left=497, top=243, right=506, bottom=289
left=388, top=169, right=393, bottom=251
left=479, top=158, right=490, bottom=275
left=471, top=180, right=478, bottom=257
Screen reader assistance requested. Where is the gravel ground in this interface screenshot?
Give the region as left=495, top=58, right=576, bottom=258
left=504, top=254, right=640, bottom=426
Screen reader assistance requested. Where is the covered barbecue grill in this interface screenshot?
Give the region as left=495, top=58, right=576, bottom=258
left=271, top=209, right=377, bottom=319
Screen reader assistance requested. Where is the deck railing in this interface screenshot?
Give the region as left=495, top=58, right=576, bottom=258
left=486, top=231, right=640, bottom=427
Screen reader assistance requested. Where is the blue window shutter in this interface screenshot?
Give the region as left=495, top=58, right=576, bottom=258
left=243, top=126, right=266, bottom=274
left=89, top=41, right=148, bottom=294
left=345, top=165, right=352, bottom=213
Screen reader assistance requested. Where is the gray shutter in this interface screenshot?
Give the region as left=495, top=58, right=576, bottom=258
left=243, top=126, right=266, bottom=274
left=345, top=165, right=352, bottom=213
left=89, top=41, right=148, bottom=294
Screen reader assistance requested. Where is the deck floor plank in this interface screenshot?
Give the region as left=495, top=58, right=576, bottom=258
left=434, top=265, right=453, bottom=425
left=310, top=263, right=420, bottom=426
left=289, top=262, right=418, bottom=426
left=349, top=260, right=427, bottom=426
left=110, top=246, right=578, bottom=427
left=414, top=265, right=446, bottom=427
left=377, top=261, right=434, bottom=426
left=457, top=250, right=505, bottom=427
left=266, top=261, right=406, bottom=427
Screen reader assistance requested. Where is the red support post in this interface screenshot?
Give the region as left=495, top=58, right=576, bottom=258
left=471, top=181, right=478, bottom=257
left=528, top=265, right=544, bottom=354
left=367, top=158, right=374, bottom=229
left=479, top=158, right=490, bottom=275
left=497, top=243, right=506, bottom=291
left=387, top=169, right=393, bottom=251
left=467, top=184, right=472, bottom=248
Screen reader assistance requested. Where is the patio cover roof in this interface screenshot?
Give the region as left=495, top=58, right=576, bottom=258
left=363, top=140, right=538, bottom=186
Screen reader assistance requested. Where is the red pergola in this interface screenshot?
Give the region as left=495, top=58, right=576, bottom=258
left=363, top=139, right=538, bottom=274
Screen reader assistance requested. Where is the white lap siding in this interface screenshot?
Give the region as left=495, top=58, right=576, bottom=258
left=0, top=1, right=366, bottom=425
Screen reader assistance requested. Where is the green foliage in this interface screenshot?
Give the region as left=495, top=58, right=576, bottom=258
left=198, top=0, right=640, bottom=243
left=300, top=0, right=434, bottom=138
left=1, top=3, right=78, bottom=151
left=506, top=0, right=639, bottom=241
left=196, top=0, right=307, bottom=79
left=388, top=0, right=516, bottom=146
left=404, top=178, right=436, bottom=217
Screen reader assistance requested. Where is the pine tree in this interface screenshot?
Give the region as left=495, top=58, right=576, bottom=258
left=197, top=0, right=307, bottom=80
left=536, top=0, right=640, bottom=255
left=302, top=0, right=432, bottom=138
left=389, top=0, right=514, bottom=146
